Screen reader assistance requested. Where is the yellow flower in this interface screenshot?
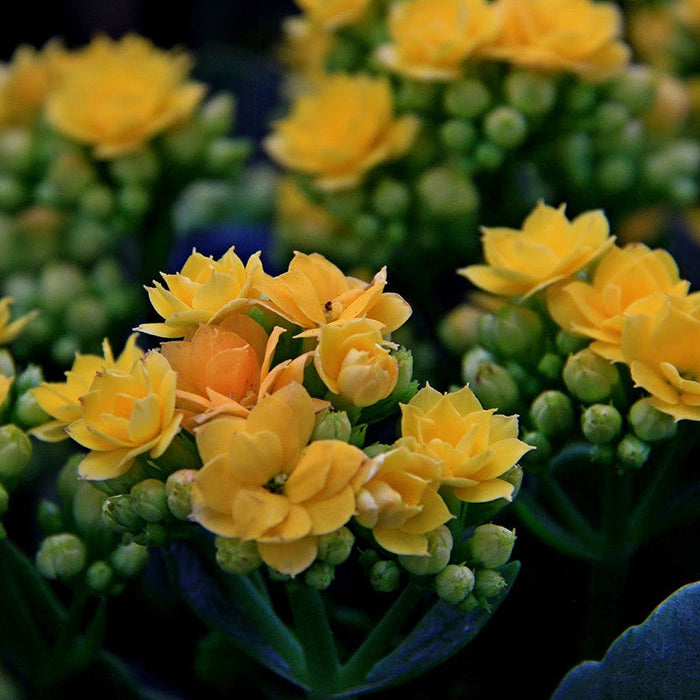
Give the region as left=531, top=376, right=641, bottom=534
left=264, top=73, right=419, bottom=191
left=400, top=384, right=532, bottom=502
left=279, top=17, right=333, bottom=92
left=375, top=0, right=502, bottom=81
left=0, top=375, right=13, bottom=408
left=31, top=334, right=145, bottom=442
left=45, top=34, right=205, bottom=158
left=161, top=315, right=311, bottom=428
left=258, top=251, right=412, bottom=337
left=138, top=247, right=264, bottom=339
left=676, top=0, right=700, bottom=33
left=621, top=295, right=700, bottom=421
left=547, top=243, right=691, bottom=361
left=0, top=298, right=38, bottom=346
left=314, top=318, right=399, bottom=406
left=191, top=383, right=369, bottom=576
left=65, top=350, right=182, bottom=479
left=294, top=0, right=373, bottom=29
left=355, top=445, right=451, bottom=555
left=627, top=7, right=676, bottom=70
left=459, top=202, right=614, bottom=298
left=481, top=0, right=630, bottom=81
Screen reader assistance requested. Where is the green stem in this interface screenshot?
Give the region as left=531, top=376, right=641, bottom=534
left=286, top=581, right=341, bottom=699
left=337, top=581, right=423, bottom=690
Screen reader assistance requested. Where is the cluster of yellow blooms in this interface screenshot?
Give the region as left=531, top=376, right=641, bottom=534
left=29, top=249, right=531, bottom=576
left=462, top=201, right=700, bottom=422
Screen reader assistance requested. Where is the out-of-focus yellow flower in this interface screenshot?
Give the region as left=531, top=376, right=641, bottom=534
left=0, top=375, right=13, bottom=407
left=0, top=298, right=38, bottom=346
left=65, top=350, right=182, bottom=479
left=161, top=315, right=310, bottom=428
left=400, top=384, right=532, bottom=502
left=459, top=202, right=614, bottom=298
left=621, top=295, right=700, bottom=421
left=547, top=243, right=691, bottom=361
left=138, top=247, right=264, bottom=339
left=616, top=207, right=668, bottom=246
left=481, top=0, right=630, bottom=81
left=0, top=43, right=56, bottom=127
left=627, top=7, right=676, bottom=70
left=279, top=17, right=333, bottom=93
left=375, top=0, right=502, bottom=80
left=676, top=0, right=700, bottom=33
left=294, top=0, right=373, bottom=29
left=355, top=444, right=451, bottom=555
left=264, top=73, right=419, bottom=191
left=644, top=72, right=691, bottom=135
left=31, top=334, right=144, bottom=442
left=258, top=251, right=412, bottom=336
left=314, top=318, right=399, bottom=406
left=45, top=34, right=205, bottom=158
left=191, top=383, right=369, bottom=576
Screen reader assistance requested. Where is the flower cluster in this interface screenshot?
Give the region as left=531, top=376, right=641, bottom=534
left=0, top=34, right=256, bottom=369
left=30, top=246, right=529, bottom=595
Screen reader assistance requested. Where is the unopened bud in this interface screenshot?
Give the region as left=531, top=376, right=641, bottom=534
left=530, top=390, right=574, bottom=437
left=610, top=67, right=656, bottom=116
left=473, top=568, right=507, bottom=600
left=36, top=533, right=86, bottom=580
left=483, top=106, right=528, bottom=149
left=0, top=424, right=32, bottom=490
left=595, top=102, right=630, bottom=133
left=0, top=349, right=15, bottom=379
left=133, top=522, right=168, bottom=547
left=469, top=361, right=520, bottom=413
left=0, top=128, right=33, bottom=174
left=13, top=391, right=51, bottom=429
left=369, top=560, right=401, bottom=592
left=443, top=79, right=491, bottom=118
left=493, top=305, right=543, bottom=362
left=204, top=138, right=251, bottom=175
left=439, top=304, right=482, bottom=355
left=39, top=262, right=86, bottom=312
left=371, top=178, right=410, bottom=218
left=581, top=404, right=623, bottom=444
left=537, top=352, right=564, bottom=381
left=72, top=481, right=110, bottom=538
left=304, top=561, right=335, bottom=590
left=616, top=433, right=651, bottom=470
left=65, top=218, right=112, bottom=264
left=200, top=92, right=236, bottom=136
left=79, top=183, right=115, bottom=219
left=461, top=346, right=493, bottom=383
left=417, top=166, right=479, bottom=217
left=317, top=527, right=354, bottom=565
left=505, top=71, right=556, bottom=116
left=110, top=542, right=149, bottom=579
left=109, top=148, right=160, bottom=183
left=399, top=525, right=453, bottom=576
left=475, top=142, right=504, bottom=170
left=162, top=123, right=207, bottom=164
left=628, top=399, right=677, bottom=442
left=359, top=548, right=380, bottom=570
left=391, top=347, right=414, bottom=400
left=165, top=469, right=197, bottom=520
left=36, top=499, right=63, bottom=535
left=598, top=156, right=634, bottom=193
left=456, top=592, right=480, bottom=614
left=555, top=330, right=590, bottom=356
left=130, top=479, right=168, bottom=523
left=468, top=524, right=516, bottom=569
left=435, top=564, right=475, bottom=605
left=13, top=364, right=43, bottom=394
left=0, top=175, right=26, bottom=211
left=439, top=119, right=477, bottom=153
left=215, top=536, right=262, bottom=576
left=86, top=560, right=114, bottom=595
left=312, top=410, right=352, bottom=443
left=102, top=495, right=144, bottom=533
left=563, top=349, right=620, bottom=403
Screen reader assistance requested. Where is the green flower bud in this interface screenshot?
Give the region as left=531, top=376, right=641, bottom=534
left=468, top=524, right=516, bottom=569
left=359, top=548, right=380, bottom=570
left=65, top=218, right=112, bottom=264
left=555, top=330, right=589, bottom=356
left=537, top=352, right=564, bottom=381
left=13, top=391, right=51, bottom=429
left=444, top=79, right=491, bottom=118
left=417, top=166, right=479, bottom=217
left=130, top=479, right=168, bottom=523
left=530, top=390, right=574, bottom=437
left=200, top=92, right=236, bottom=136
left=435, top=564, right=475, bottom=605
left=118, top=184, right=151, bottom=220
left=215, top=536, right=262, bottom=576
left=133, top=522, right=168, bottom=547
left=92, top=459, right=150, bottom=497
left=616, top=433, right=651, bottom=470
left=396, top=80, right=439, bottom=112
left=369, top=560, right=401, bottom=593
left=318, top=527, right=355, bottom=565
left=595, top=102, right=630, bottom=133
left=65, top=295, right=109, bottom=341
left=0, top=482, right=8, bottom=517
left=162, top=123, right=207, bottom=164
left=598, top=156, right=635, bottom=193
left=505, top=71, right=556, bottom=116
left=165, top=469, right=197, bottom=520
left=668, top=177, right=699, bottom=208
left=493, top=305, right=543, bottom=362
left=322, top=188, right=364, bottom=220
left=110, top=542, right=149, bottom=579
left=47, top=152, right=96, bottom=202
left=456, top=592, right=480, bottom=614
left=86, top=560, right=114, bottom=595
left=14, top=364, right=43, bottom=394
left=609, top=66, right=656, bottom=115
left=36, top=533, right=86, bottom=580
left=351, top=212, right=381, bottom=241
left=461, top=346, right=494, bottom=384
left=4, top=273, right=36, bottom=307
left=520, top=430, right=551, bottom=469
left=36, top=499, right=63, bottom=535
left=439, top=119, right=477, bottom=153
left=557, top=133, right=592, bottom=187
left=474, top=142, right=504, bottom=171
left=0, top=424, right=32, bottom=490
left=469, top=361, right=520, bottom=414
left=391, top=347, right=414, bottom=400
left=581, top=404, right=623, bottom=444
left=0, top=349, right=15, bottom=379
left=304, top=561, right=335, bottom=590
left=483, top=106, right=528, bottom=149
left=72, top=481, right=110, bottom=538
left=204, top=138, right=251, bottom=175
left=439, top=304, right=482, bottom=355
left=563, top=349, right=620, bottom=404
left=154, top=433, right=202, bottom=475
left=109, top=147, right=160, bottom=183
left=78, top=183, right=115, bottom=219
left=505, top=361, right=542, bottom=400
left=0, top=175, right=26, bottom=211
left=57, top=455, right=82, bottom=505
left=0, top=128, right=33, bottom=174
left=628, top=400, right=677, bottom=442
left=399, top=525, right=453, bottom=576
left=312, top=410, right=353, bottom=443
left=102, top=495, right=144, bottom=533
left=371, top=178, right=411, bottom=218
left=39, top=261, right=87, bottom=313
left=590, top=443, right=616, bottom=465
left=473, top=568, right=507, bottom=600
left=51, top=336, right=80, bottom=367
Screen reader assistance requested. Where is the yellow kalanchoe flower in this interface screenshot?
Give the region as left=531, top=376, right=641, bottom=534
left=481, top=0, right=630, bottom=81
left=400, top=384, right=533, bottom=502
left=621, top=295, right=700, bottom=422
left=0, top=298, right=38, bottom=346
left=258, top=251, right=412, bottom=337
left=138, top=247, right=264, bottom=339
left=45, top=34, right=205, bottom=158
left=191, top=383, right=369, bottom=576
left=547, top=243, right=691, bottom=362
left=31, top=334, right=144, bottom=442
left=279, top=17, right=334, bottom=93
left=375, top=0, right=502, bottom=81
left=314, top=318, right=399, bottom=406
left=0, top=375, right=13, bottom=408
left=294, top=0, right=373, bottom=29
left=355, top=445, right=451, bottom=555
left=65, top=350, right=182, bottom=480
left=460, top=202, right=615, bottom=299
left=264, top=73, right=419, bottom=191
